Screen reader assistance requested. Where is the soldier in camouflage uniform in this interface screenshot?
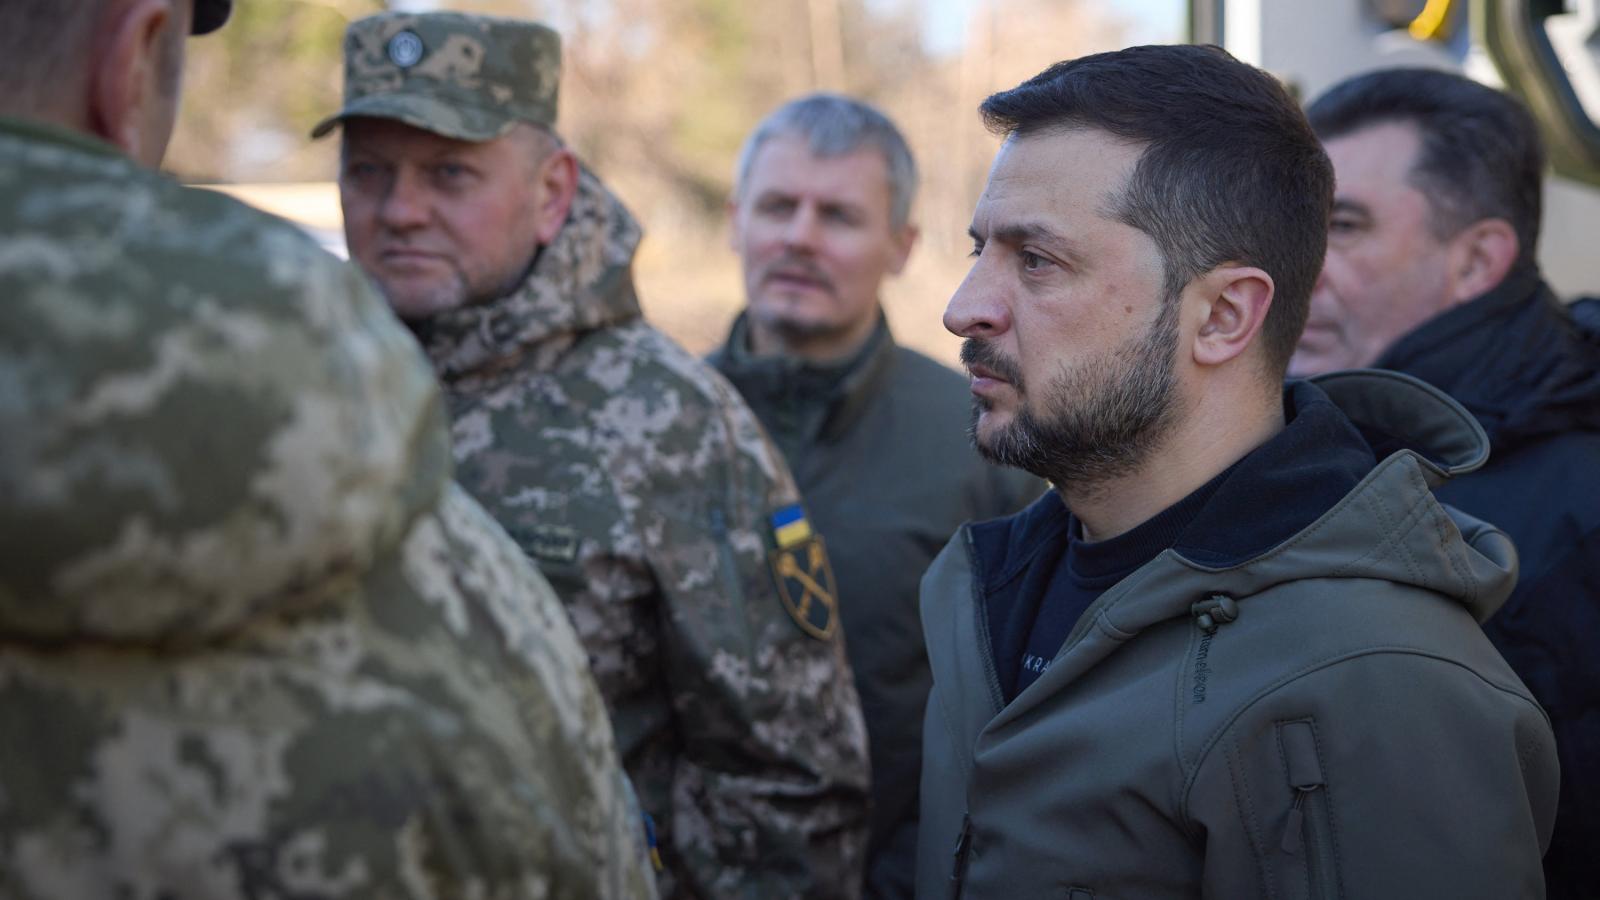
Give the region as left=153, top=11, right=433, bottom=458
left=0, top=1, right=654, bottom=897
left=320, top=12, right=872, bottom=899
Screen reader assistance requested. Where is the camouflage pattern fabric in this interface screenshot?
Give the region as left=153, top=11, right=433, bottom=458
left=312, top=11, right=561, bottom=142
left=411, top=164, right=872, bottom=899
left=0, top=115, right=655, bottom=900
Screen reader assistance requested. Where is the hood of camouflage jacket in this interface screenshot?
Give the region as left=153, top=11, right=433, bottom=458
left=415, top=165, right=644, bottom=380
left=0, top=115, right=453, bottom=646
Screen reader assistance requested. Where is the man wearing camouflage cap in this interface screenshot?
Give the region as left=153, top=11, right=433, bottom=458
left=321, top=12, right=872, bottom=899
left=0, top=1, right=654, bottom=896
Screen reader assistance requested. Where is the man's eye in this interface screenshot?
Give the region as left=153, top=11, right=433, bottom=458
left=757, top=198, right=795, bottom=217
left=968, top=242, right=984, bottom=258
left=434, top=163, right=468, bottom=180
left=1020, top=250, right=1049, bottom=271
left=345, top=161, right=380, bottom=179
left=1329, top=217, right=1362, bottom=235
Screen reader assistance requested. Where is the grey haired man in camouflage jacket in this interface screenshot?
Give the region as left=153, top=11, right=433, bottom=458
left=322, top=12, right=872, bottom=900
left=0, top=1, right=653, bottom=897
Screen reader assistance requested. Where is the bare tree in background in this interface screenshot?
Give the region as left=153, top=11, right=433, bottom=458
left=168, top=0, right=1130, bottom=357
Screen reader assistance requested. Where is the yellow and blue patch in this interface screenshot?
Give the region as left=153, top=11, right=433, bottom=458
left=771, top=504, right=814, bottom=549
left=769, top=504, right=837, bottom=640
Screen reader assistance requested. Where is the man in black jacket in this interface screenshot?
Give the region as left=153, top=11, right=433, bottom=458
left=710, top=94, right=1041, bottom=900
left=1292, top=68, right=1600, bottom=898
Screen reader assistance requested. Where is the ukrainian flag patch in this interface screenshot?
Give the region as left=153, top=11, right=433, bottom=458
left=771, top=504, right=813, bottom=549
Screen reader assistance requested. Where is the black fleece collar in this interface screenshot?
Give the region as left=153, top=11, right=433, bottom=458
left=713, top=311, right=898, bottom=444
left=1375, top=267, right=1600, bottom=448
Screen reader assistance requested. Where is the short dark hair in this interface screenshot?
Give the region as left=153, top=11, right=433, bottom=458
left=0, top=0, right=108, bottom=108
left=1307, top=67, right=1544, bottom=266
left=980, top=44, right=1334, bottom=379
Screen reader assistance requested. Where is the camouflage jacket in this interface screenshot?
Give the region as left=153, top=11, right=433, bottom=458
left=0, top=116, right=654, bottom=900
left=413, top=167, right=871, bottom=899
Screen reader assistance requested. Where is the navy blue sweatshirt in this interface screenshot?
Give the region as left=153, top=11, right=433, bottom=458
left=980, top=382, right=1378, bottom=704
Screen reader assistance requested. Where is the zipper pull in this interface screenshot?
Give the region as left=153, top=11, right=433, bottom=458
left=1280, top=789, right=1308, bottom=854
left=1278, top=720, right=1327, bottom=855
left=950, top=812, right=973, bottom=883
left=1190, top=594, right=1239, bottom=634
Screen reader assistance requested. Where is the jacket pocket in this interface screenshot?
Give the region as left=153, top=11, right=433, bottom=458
left=1276, top=719, right=1342, bottom=900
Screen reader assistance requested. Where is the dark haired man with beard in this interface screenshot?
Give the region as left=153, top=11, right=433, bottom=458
left=916, top=45, right=1558, bottom=897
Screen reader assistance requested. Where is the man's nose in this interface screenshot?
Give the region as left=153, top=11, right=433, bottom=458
left=944, top=259, right=1012, bottom=339
left=377, top=169, right=430, bottom=231
left=782, top=205, right=821, bottom=252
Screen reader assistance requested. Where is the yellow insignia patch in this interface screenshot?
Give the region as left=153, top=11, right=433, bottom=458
left=771, top=535, right=839, bottom=640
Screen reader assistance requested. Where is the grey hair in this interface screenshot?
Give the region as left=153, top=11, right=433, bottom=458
left=734, top=93, right=918, bottom=230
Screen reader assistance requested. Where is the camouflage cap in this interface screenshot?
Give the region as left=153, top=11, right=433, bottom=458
left=311, top=11, right=561, bottom=142
left=192, top=0, right=231, bottom=35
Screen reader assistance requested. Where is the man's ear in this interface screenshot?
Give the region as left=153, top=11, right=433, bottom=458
left=1189, top=265, right=1275, bottom=369
left=1447, top=218, right=1519, bottom=304
left=531, top=146, right=581, bottom=244
left=886, top=222, right=920, bottom=276
left=89, top=0, right=174, bottom=160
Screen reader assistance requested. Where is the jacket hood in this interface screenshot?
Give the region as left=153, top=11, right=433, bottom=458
left=1375, top=268, right=1600, bottom=450
left=0, top=118, right=451, bottom=645
left=958, top=370, right=1515, bottom=650
left=416, top=164, right=643, bottom=381
left=1193, top=370, right=1514, bottom=622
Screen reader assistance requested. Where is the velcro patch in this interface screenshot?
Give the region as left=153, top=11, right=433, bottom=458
left=520, top=524, right=580, bottom=565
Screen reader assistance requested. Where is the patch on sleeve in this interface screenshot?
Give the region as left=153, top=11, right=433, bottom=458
left=517, top=524, right=580, bottom=565
left=771, top=503, right=813, bottom=549
left=769, top=506, right=837, bottom=640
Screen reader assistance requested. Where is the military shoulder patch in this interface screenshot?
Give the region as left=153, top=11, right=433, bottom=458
left=769, top=505, right=837, bottom=640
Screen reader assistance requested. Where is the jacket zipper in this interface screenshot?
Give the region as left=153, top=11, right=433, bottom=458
left=1278, top=720, right=1339, bottom=899
left=948, top=812, right=972, bottom=899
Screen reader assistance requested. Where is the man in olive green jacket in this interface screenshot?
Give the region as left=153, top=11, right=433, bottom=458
left=712, top=94, right=1041, bottom=900
left=919, top=46, right=1557, bottom=898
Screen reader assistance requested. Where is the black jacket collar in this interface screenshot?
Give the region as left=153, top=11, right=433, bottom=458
left=1375, top=267, right=1600, bottom=449
left=711, top=311, right=898, bottom=444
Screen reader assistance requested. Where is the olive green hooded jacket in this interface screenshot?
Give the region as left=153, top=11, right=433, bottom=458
left=917, top=371, right=1558, bottom=898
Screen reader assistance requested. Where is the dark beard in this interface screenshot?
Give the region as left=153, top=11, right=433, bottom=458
left=965, top=301, right=1181, bottom=490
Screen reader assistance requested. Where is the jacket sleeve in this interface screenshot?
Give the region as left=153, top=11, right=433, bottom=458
left=428, top=486, right=660, bottom=900
left=1187, top=650, right=1558, bottom=899
left=636, top=380, right=871, bottom=900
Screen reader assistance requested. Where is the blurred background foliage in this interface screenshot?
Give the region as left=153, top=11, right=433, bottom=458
left=168, top=0, right=1176, bottom=358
